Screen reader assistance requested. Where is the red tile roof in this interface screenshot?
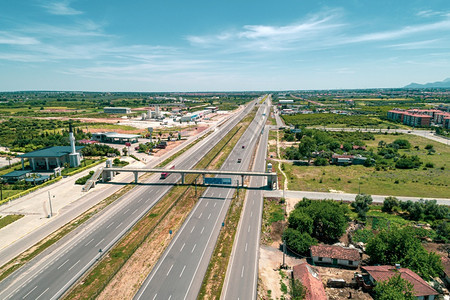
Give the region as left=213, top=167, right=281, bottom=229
left=362, top=266, right=438, bottom=297
left=310, top=245, right=360, bottom=261
left=292, top=263, right=327, bottom=300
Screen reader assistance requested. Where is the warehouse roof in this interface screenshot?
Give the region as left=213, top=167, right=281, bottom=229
left=18, top=146, right=84, bottom=158
left=92, top=132, right=140, bottom=139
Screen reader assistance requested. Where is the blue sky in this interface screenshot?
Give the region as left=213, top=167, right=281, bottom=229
left=1, top=0, right=450, bottom=91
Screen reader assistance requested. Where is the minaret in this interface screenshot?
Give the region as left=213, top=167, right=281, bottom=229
left=68, top=122, right=81, bottom=167
left=69, top=123, right=76, bottom=154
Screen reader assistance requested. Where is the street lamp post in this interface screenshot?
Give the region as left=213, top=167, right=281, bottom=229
left=48, top=191, right=54, bottom=217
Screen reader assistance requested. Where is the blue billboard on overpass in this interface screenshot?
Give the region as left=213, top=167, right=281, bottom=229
left=204, top=177, right=232, bottom=185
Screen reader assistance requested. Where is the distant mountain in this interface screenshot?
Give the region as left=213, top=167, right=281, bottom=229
left=404, top=78, right=450, bottom=88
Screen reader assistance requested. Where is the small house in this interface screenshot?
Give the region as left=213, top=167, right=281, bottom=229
left=362, top=265, right=438, bottom=300
left=310, top=244, right=360, bottom=268
left=292, top=262, right=327, bottom=300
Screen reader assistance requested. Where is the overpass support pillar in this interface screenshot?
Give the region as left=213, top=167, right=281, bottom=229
left=181, top=173, right=185, bottom=184
left=202, top=174, right=205, bottom=184
left=134, top=172, right=139, bottom=183
left=241, top=175, right=244, bottom=187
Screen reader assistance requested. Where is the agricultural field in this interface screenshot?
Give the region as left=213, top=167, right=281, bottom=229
left=282, top=113, right=402, bottom=129
left=281, top=133, right=449, bottom=198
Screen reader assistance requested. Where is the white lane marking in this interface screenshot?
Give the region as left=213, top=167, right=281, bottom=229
left=191, top=226, right=195, bottom=233
left=167, top=264, right=173, bottom=276
left=137, top=198, right=142, bottom=203
left=179, top=265, right=186, bottom=278
left=191, top=244, right=196, bottom=253
left=84, top=238, right=94, bottom=247
left=95, top=238, right=104, bottom=248
left=250, top=211, right=253, bottom=217
left=115, top=222, right=123, bottom=229
left=207, top=213, right=211, bottom=220
left=180, top=243, right=185, bottom=252
left=152, top=294, right=157, bottom=300
left=214, top=203, right=217, bottom=207
left=57, top=259, right=69, bottom=270
left=253, top=199, right=254, bottom=205
left=68, top=260, right=80, bottom=271
left=124, top=209, right=130, bottom=214
left=198, top=212, right=203, bottom=219
left=35, top=288, right=49, bottom=300
left=201, top=227, right=205, bottom=234
left=132, top=209, right=138, bottom=215
left=145, top=199, right=150, bottom=203
left=241, top=266, right=245, bottom=278
left=205, top=202, right=208, bottom=207
left=248, top=225, right=251, bottom=233
left=22, top=286, right=37, bottom=299
left=168, top=295, right=172, bottom=300
left=106, top=222, right=114, bottom=229
left=245, top=243, right=248, bottom=252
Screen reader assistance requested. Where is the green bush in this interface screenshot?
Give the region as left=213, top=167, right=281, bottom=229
left=283, top=228, right=317, bottom=255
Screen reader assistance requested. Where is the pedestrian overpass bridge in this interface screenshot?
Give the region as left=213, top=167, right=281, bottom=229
left=100, top=167, right=277, bottom=189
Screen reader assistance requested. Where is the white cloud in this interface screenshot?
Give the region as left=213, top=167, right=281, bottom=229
left=186, top=10, right=344, bottom=50
left=0, top=32, right=40, bottom=45
left=40, top=0, right=82, bottom=16
left=345, top=19, right=450, bottom=43
left=385, top=39, right=443, bottom=50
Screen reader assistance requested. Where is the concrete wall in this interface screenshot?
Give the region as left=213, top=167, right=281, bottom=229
left=312, top=256, right=359, bottom=267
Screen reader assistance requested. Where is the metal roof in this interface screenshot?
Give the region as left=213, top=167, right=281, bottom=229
left=1, top=170, right=30, bottom=178
left=18, top=146, right=84, bottom=158
left=93, top=132, right=140, bottom=139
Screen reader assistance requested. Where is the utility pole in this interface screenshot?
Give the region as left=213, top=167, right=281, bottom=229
left=48, top=191, right=53, bottom=217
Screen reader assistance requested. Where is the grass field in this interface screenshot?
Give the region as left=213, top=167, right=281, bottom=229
left=0, top=214, right=24, bottom=230
left=86, top=123, right=140, bottom=131
left=282, top=134, right=449, bottom=198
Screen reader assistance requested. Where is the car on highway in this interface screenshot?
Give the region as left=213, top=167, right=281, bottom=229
left=237, top=158, right=242, bottom=163
left=242, top=145, right=245, bottom=149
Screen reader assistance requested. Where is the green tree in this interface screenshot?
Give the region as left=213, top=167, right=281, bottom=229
left=290, top=278, right=307, bottom=300
left=373, top=274, right=414, bottom=300
left=293, top=199, right=348, bottom=243
left=288, top=210, right=313, bottom=235
left=366, top=226, right=443, bottom=279
left=382, top=196, right=399, bottom=213
left=283, top=228, right=317, bottom=255
left=298, top=136, right=316, bottom=163
left=351, top=194, right=373, bottom=220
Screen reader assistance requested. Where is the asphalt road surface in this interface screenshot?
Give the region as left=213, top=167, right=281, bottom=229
left=222, top=110, right=270, bottom=299
left=134, top=97, right=270, bottom=300
left=0, top=99, right=258, bottom=300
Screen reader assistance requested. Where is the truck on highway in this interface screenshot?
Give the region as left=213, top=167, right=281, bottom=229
left=161, top=165, right=175, bottom=179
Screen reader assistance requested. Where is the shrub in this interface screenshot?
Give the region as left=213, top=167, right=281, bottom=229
left=382, top=196, right=399, bottom=213
left=314, top=157, right=328, bottom=166
left=425, top=162, right=434, bottom=168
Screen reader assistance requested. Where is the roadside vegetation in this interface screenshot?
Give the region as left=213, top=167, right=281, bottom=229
left=0, top=214, right=24, bottom=230
left=282, top=196, right=448, bottom=283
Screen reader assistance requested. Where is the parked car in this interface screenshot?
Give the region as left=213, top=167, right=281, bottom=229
left=237, top=158, right=242, bottom=163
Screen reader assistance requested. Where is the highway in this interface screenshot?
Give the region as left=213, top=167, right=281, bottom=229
left=222, top=98, right=270, bottom=299
left=134, top=97, right=270, bottom=300
left=0, top=99, right=258, bottom=300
